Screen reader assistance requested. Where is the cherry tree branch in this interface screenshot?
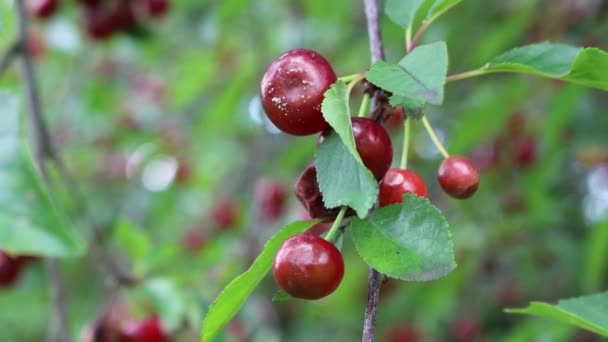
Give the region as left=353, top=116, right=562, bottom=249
left=362, top=1, right=386, bottom=341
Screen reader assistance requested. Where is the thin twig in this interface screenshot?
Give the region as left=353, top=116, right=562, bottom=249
left=362, top=1, right=386, bottom=341
left=0, top=40, right=20, bottom=77
left=15, top=1, right=70, bottom=341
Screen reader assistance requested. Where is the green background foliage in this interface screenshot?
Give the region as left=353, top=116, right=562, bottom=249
left=0, top=0, right=607, bottom=341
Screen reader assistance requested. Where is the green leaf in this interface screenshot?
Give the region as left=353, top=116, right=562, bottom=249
left=389, top=94, right=425, bottom=120
left=320, top=80, right=361, bottom=163
left=477, top=42, right=608, bottom=90
left=384, top=0, right=425, bottom=28
left=316, top=132, right=378, bottom=218
left=271, top=290, right=290, bottom=303
left=426, top=0, right=464, bottom=21
left=113, top=218, right=151, bottom=267
left=582, top=220, right=608, bottom=293
left=367, top=42, right=448, bottom=105
left=138, top=278, right=188, bottom=331
left=0, top=92, right=85, bottom=257
left=201, top=220, right=318, bottom=342
left=351, top=194, right=455, bottom=281
left=506, top=292, right=608, bottom=337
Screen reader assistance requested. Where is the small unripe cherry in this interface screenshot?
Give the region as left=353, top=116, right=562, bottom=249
left=273, top=233, right=344, bottom=299
left=437, top=156, right=479, bottom=199
left=260, top=49, right=336, bottom=136
left=379, top=168, right=428, bottom=207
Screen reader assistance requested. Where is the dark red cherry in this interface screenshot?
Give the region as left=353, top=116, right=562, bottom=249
left=437, top=156, right=479, bottom=199
left=121, top=316, right=167, bottom=342
left=75, top=0, right=101, bottom=8
left=83, top=9, right=116, bottom=40
left=254, top=179, right=287, bottom=223
left=385, top=324, right=423, bottom=342
left=319, top=118, right=393, bottom=181
left=513, top=135, right=537, bottom=168
left=145, top=0, right=170, bottom=17
left=449, top=316, right=481, bottom=342
left=260, top=49, right=336, bottom=136
left=32, top=0, right=58, bottom=19
left=211, top=199, right=237, bottom=230
left=294, top=163, right=352, bottom=219
left=379, top=168, right=428, bottom=207
left=273, top=233, right=344, bottom=299
left=0, top=251, right=22, bottom=288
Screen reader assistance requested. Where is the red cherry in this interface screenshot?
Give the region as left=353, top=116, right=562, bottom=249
left=0, top=251, right=22, bottom=288
left=382, top=106, right=406, bottom=130
left=83, top=9, right=116, bottom=40
left=253, top=179, right=287, bottom=223
left=181, top=228, right=206, bottom=253
left=385, top=325, right=423, bottom=342
left=121, top=316, right=167, bottom=342
left=449, top=316, right=481, bottom=342
left=108, top=2, right=137, bottom=32
left=379, top=168, right=428, bottom=207
left=31, top=0, right=58, bottom=19
left=273, top=233, right=344, bottom=299
left=320, top=118, right=393, bottom=181
left=437, top=156, right=479, bottom=199
left=211, top=199, right=237, bottom=230
left=513, top=135, right=537, bottom=168
left=145, top=0, right=170, bottom=17
left=75, top=0, right=101, bottom=8
left=260, top=49, right=336, bottom=136
left=294, top=163, right=352, bottom=219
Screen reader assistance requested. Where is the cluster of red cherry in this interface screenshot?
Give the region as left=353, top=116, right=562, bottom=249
left=29, top=0, right=170, bottom=40
left=0, top=250, right=36, bottom=288
left=259, top=49, right=480, bottom=300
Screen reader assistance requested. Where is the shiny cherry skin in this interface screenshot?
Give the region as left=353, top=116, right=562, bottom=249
left=379, top=168, right=428, bottom=206
left=437, top=156, right=479, bottom=199
left=32, top=0, right=58, bottom=19
left=273, top=233, right=344, bottom=299
left=294, top=163, right=353, bottom=219
left=352, top=118, right=393, bottom=181
left=319, top=118, right=392, bottom=181
left=260, top=49, right=336, bottom=135
left=121, top=316, right=167, bottom=342
left=254, top=179, right=287, bottom=223
left=146, top=0, right=170, bottom=17
left=0, top=251, right=22, bottom=288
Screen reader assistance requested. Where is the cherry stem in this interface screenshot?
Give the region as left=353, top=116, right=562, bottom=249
left=421, top=116, right=449, bottom=159
left=400, top=117, right=411, bottom=169
left=346, top=72, right=367, bottom=93
left=358, top=93, right=371, bottom=117
left=446, top=68, right=486, bottom=82
left=339, top=72, right=365, bottom=83
left=325, top=207, right=347, bottom=243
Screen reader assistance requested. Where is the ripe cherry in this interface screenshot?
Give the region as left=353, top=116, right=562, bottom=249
left=294, top=163, right=350, bottom=219
left=385, top=324, right=423, bottom=342
left=379, top=168, right=428, bottom=207
left=260, top=49, right=336, bottom=136
left=512, top=135, right=537, bottom=168
left=211, top=199, right=237, bottom=230
left=145, top=0, right=170, bottom=17
left=254, top=179, right=287, bottom=223
left=273, top=233, right=344, bottom=299
left=181, top=227, right=206, bottom=253
left=83, top=9, right=116, bottom=40
left=449, top=316, right=481, bottom=342
left=121, top=316, right=167, bottom=342
left=0, top=251, right=22, bottom=288
left=437, top=156, right=479, bottom=199
left=319, top=118, right=392, bottom=181
left=31, top=0, right=58, bottom=19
